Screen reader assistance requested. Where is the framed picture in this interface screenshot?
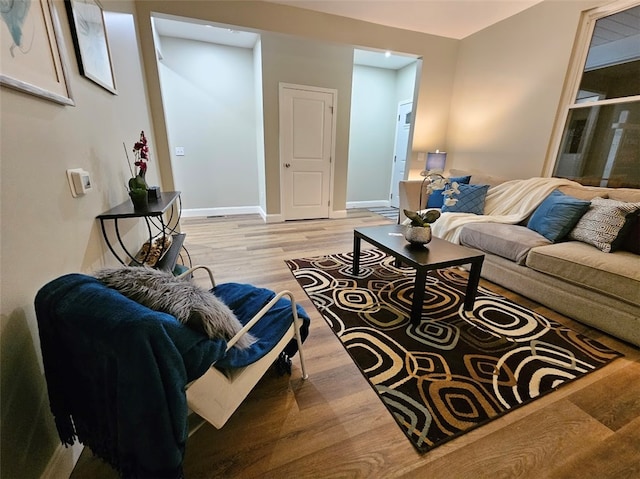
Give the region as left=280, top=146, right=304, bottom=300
left=0, top=0, right=74, bottom=105
left=65, top=0, right=116, bottom=94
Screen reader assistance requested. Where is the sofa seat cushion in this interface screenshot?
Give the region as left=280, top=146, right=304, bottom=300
left=526, top=241, right=640, bottom=306
left=460, top=223, right=551, bottom=265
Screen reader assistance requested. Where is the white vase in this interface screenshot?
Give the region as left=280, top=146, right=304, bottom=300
left=404, top=225, right=432, bottom=245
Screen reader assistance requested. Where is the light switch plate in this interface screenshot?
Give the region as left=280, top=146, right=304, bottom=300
left=67, top=168, right=92, bottom=197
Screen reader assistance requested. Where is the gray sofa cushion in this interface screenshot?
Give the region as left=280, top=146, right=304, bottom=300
left=459, top=223, right=551, bottom=265
left=526, top=241, right=640, bottom=306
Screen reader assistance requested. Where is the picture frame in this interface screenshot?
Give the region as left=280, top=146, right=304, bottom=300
left=0, top=0, right=74, bottom=106
left=65, top=0, right=116, bottom=94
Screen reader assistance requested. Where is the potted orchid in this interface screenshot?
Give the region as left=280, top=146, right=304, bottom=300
left=402, top=172, right=460, bottom=245
left=403, top=209, right=442, bottom=227
left=418, top=171, right=460, bottom=209
left=125, top=131, right=150, bottom=210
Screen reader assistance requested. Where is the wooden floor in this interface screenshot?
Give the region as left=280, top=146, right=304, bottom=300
left=72, top=210, right=640, bottom=479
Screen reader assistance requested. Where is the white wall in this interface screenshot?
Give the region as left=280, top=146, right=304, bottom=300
left=157, top=37, right=259, bottom=213
left=396, top=62, right=418, bottom=104
left=254, top=38, right=267, bottom=213
left=347, top=62, right=418, bottom=205
left=347, top=65, right=397, bottom=204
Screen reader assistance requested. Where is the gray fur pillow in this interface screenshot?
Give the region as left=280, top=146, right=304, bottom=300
left=94, top=267, right=256, bottom=349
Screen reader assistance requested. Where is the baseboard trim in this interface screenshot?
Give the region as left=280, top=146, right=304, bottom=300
left=346, top=200, right=391, bottom=209
left=182, top=206, right=347, bottom=222
left=181, top=206, right=262, bottom=218
left=263, top=212, right=284, bottom=223
left=41, top=442, right=83, bottom=479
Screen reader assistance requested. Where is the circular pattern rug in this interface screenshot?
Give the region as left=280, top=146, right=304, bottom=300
left=286, top=249, right=623, bottom=453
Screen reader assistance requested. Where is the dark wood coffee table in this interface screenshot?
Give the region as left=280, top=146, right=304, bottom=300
left=353, top=224, right=484, bottom=323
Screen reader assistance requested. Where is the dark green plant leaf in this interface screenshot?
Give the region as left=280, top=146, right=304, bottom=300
left=422, top=210, right=441, bottom=223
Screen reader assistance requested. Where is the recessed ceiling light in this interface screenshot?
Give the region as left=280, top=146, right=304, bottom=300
left=385, top=51, right=391, bottom=58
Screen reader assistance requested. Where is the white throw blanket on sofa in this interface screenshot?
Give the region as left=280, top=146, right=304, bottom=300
left=430, top=177, right=583, bottom=243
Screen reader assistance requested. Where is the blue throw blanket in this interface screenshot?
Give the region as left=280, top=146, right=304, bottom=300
left=212, top=282, right=309, bottom=369
left=35, top=274, right=309, bottom=478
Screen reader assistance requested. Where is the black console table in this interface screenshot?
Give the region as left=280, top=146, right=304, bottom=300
left=96, top=191, right=190, bottom=272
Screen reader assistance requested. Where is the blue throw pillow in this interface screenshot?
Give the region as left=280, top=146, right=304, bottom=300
left=426, top=175, right=471, bottom=208
left=527, top=190, right=591, bottom=242
left=441, top=183, right=490, bottom=215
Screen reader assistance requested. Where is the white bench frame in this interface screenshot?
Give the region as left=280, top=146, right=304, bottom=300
left=178, top=266, right=308, bottom=430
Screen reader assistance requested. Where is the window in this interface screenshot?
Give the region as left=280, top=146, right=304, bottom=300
left=550, top=2, right=640, bottom=188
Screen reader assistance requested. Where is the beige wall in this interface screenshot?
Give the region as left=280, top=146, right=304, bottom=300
left=0, top=1, right=159, bottom=477
left=0, top=0, right=615, bottom=477
left=260, top=33, right=355, bottom=214
left=134, top=1, right=459, bottom=213
left=447, top=0, right=605, bottom=179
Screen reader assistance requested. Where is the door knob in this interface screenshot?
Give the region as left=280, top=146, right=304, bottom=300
left=284, top=163, right=291, bottom=168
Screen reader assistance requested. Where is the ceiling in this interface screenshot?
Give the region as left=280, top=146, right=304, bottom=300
left=263, top=0, right=544, bottom=40
left=153, top=1, right=545, bottom=70
left=154, top=16, right=423, bottom=69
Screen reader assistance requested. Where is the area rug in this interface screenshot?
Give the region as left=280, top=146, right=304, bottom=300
left=285, top=249, right=623, bottom=453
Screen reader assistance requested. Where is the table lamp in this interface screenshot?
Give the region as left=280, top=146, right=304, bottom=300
left=425, top=150, right=447, bottom=172
left=418, top=149, right=448, bottom=209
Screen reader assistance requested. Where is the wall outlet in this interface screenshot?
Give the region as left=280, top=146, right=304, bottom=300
left=175, top=147, right=185, bottom=156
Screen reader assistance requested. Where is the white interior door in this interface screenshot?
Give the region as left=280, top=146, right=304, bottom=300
left=390, top=101, right=412, bottom=208
left=280, top=84, right=335, bottom=220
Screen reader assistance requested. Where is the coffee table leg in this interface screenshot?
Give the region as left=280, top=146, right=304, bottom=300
left=464, top=257, right=484, bottom=311
left=411, top=268, right=427, bottom=322
left=353, top=233, right=361, bottom=275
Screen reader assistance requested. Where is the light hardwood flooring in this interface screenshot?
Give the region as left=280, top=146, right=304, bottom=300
left=71, top=210, right=640, bottom=479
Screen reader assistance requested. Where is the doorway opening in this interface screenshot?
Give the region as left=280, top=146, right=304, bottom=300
left=346, top=49, right=419, bottom=213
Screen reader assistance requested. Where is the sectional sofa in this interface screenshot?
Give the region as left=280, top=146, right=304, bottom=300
left=398, top=170, right=640, bottom=347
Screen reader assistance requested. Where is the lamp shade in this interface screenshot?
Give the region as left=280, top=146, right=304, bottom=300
left=426, top=150, right=447, bottom=172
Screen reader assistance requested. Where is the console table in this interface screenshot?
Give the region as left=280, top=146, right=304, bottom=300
left=96, top=191, right=190, bottom=272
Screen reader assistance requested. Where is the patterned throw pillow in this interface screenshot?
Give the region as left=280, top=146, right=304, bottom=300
left=568, top=197, right=640, bottom=253
left=426, top=175, right=471, bottom=208
left=441, top=184, right=490, bottom=215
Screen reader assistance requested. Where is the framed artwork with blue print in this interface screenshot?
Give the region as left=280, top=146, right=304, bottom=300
left=0, top=0, right=74, bottom=105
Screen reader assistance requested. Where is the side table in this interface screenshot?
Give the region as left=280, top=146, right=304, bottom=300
left=96, top=191, right=190, bottom=272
